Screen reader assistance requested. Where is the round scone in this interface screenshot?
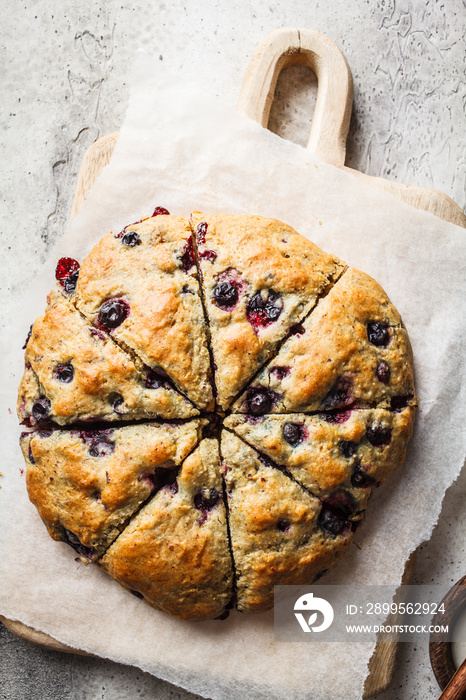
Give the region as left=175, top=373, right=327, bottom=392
left=17, top=210, right=417, bottom=620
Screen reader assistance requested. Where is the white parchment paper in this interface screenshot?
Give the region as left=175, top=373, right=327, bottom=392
left=1, top=54, right=465, bottom=700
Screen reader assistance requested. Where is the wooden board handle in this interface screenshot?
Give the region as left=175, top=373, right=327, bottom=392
left=237, top=27, right=353, bottom=167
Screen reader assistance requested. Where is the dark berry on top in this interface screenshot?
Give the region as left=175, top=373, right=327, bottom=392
left=38, top=430, right=52, bottom=438
left=32, top=397, right=51, bottom=422
left=63, top=270, right=79, bottom=294
left=212, top=281, right=238, bottom=308
left=194, top=488, right=219, bottom=511
left=322, top=408, right=353, bottom=424
left=322, top=375, right=353, bottom=409
left=91, top=440, right=114, bottom=459
left=339, top=440, right=358, bottom=458
left=391, top=394, right=412, bottom=411
left=326, top=489, right=355, bottom=515
left=366, top=424, right=392, bottom=447
left=144, top=368, right=168, bottom=389
left=269, top=366, right=290, bottom=380
left=111, top=394, right=125, bottom=414
left=55, top=363, right=74, bottom=383
left=199, top=249, right=217, bottom=263
left=80, top=430, right=115, bottom=457
left=277, top=519, right=290, bottom=532
left=121, top=231, right=141, bottom=247
left=98, top=299, right=130, bottom=329
left=351, top=464, right=375, bottom=488
left=28, top=444, right=35, bottom=464
left=152, top=206, right=170, bottom=216
left=90, top=440, right=115, bottom=458
left=55, top=257, right=80, bottom=284
left=63, top=529, right=97, bottom=560
left=22, top=325, right=33, bottom=349
left=196, top=221, right=208, bottom=244
left=367, top=322, right=390, bottom=346
left=318, top=505, right=349, bottom=536
left=282, top=422, right=304, bottom=447
left=246, top=290, right=283, bottom=331
left=180, top=235, right=195, bottom=273
left=246, top=387, right=275, bottom=416
left=376, top=361, right=391, bottom=384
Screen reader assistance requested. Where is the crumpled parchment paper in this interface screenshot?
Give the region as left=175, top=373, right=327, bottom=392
left=1, top=53, right=465, bottom=700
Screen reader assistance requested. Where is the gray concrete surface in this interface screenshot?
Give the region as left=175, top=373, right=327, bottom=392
left=1, top=0, right=465, bottom=698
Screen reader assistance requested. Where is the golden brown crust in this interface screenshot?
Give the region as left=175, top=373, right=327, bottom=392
left=100, top=439, right=233, bottom=620
left=233, top=267, right=416, bottom=413
left=221, top=431, right=353, bottom=614
left=22, top=421, right=204, bottom=560
left=17, top=293, right=197, bottom=425
left=74, top=216, right=213, bottom=410
left=191, top=212, right=345, bottom=409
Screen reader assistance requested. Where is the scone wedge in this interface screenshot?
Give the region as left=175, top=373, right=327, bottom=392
left=100, top=438, right=233, bottom=620
left=73, top=215, right=214, bottom=410
left=221, top=431, right=354, bottom=614
left=21, top=420, right=205, bottom=562
left=233, top=267, right=416, bottom=415
left=18, top=292, right=197, bottom=426
left=191, top=212, right=345, bottom=409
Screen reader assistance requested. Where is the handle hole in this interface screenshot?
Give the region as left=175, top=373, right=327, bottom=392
left=268, top=65, right=317, bottom=148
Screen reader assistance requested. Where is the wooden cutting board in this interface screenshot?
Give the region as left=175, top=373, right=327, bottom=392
left=2, top=27, right=465, bottom=699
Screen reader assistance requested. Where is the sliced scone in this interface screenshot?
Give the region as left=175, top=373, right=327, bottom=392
left=73, top=215, right=213, bottom=410
left=225, top=406, right=415, bottom=512
left=21, top=420, right=205, bottom=562
left=17, top=292, right=197, bottom=426
left=233, top=267, right=416, bottom=415
left=191, top=212, right=345, bottom=409
left=100, top=438, right=233, bottom=620
left=221, top=431, right=354, bottom=614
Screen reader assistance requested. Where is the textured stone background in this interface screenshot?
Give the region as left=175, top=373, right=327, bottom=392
left=1, top=0, right=465, bottom=698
